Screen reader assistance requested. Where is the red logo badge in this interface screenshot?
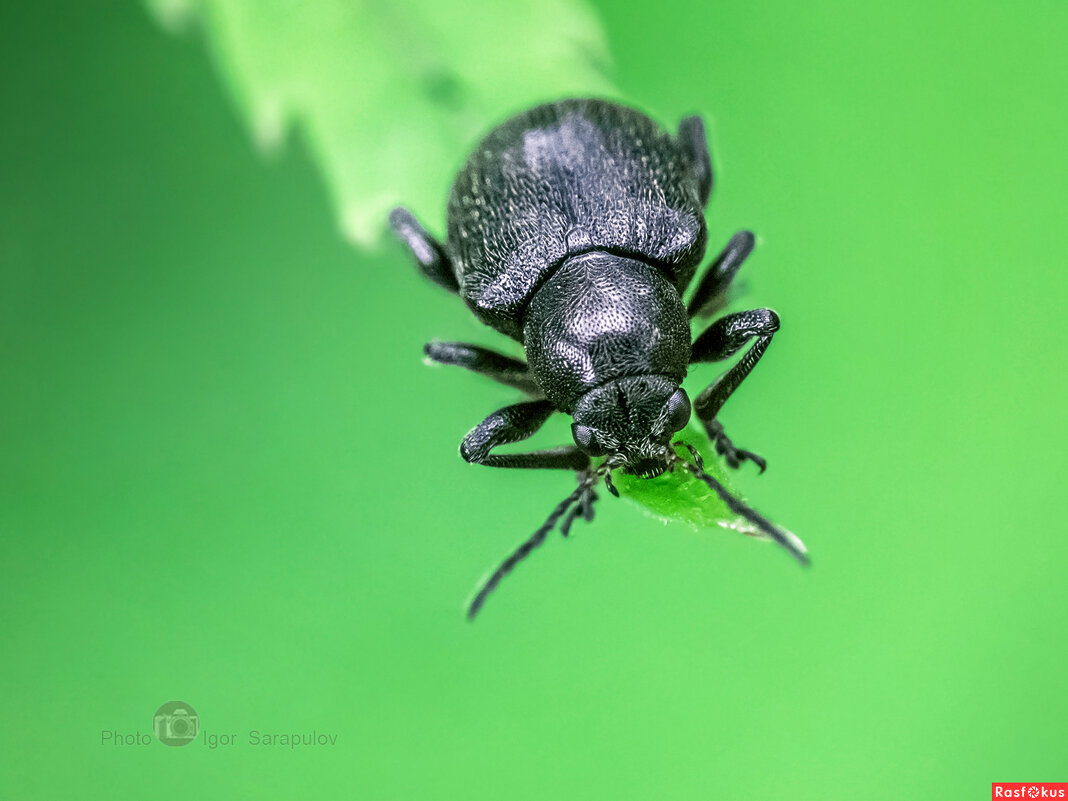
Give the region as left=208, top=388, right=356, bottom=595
left=992, top=784, right=1068, bottom=799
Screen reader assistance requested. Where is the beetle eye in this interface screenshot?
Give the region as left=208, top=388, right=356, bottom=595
left=665, top=388, right=691, bottom=432
left=571, top=423, right=606, bottom=456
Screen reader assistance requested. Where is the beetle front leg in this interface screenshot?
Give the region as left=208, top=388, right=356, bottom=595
left=686, top=230, right=756, bottom=318
left=460, top=400, right=590, bottom=471
left=690, top=309, right=780, bottom=472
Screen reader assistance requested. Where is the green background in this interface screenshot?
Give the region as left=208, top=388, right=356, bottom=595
left=3, top=2, right=1066, bottom=799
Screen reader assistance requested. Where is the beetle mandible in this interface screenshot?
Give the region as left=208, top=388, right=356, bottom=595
left=390, top=98, right=807, bottom=618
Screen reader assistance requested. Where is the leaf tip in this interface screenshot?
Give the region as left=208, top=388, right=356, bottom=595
left=340, top=197, right=395, bottom=248
left=144, top=0, right=197, bottom=33
left=251, top=95, right=288, bottom=152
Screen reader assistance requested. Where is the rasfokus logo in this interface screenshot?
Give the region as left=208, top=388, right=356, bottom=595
left=992, top=784, right=1067, bottom=799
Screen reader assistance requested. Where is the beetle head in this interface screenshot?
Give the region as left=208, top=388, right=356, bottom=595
left=570, top=376, right=691, bottom=477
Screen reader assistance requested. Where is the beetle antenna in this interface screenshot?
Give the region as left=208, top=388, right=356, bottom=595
left=560, top=468, right=600, bottom=537
left=559, top=503, right=583, bottom=537
left=564, top=458, right=624, bottom=534
left=669, top=442, right=810, bottom=566
left=467, top=484, right=586, bottom=620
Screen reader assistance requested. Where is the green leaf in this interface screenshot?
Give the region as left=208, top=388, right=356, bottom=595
left=142, top=1, right=799, bottom=553
left=144, top=0, right=616, bottom=245
left=614, top=427, right=807, bottom=557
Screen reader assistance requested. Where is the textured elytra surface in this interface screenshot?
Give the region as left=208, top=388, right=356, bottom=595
left=523, top=252, right=690, bottom=412
left=446, top=99, right=708, bottom=339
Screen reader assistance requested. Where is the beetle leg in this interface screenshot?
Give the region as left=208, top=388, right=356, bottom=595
left=686, top=230, right=756, bottom=318
left=424, top=341, right=541, bottom=395
left=388, top=207, right=459, bottom=293
left=678, top=115, right=713, bottom=206
left=460, top=399, right=591, bottom=471
left=690, top=309, right=779, bottom=472
left=704, top=420, right=768, bottom=473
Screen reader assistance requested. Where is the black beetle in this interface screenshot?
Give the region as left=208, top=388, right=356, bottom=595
left=390, top=98, right=807, bottom=618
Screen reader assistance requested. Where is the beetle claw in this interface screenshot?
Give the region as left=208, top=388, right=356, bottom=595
left=710, top=425, right=767, bottom=473
left=742, top=450, right=767, bottom=474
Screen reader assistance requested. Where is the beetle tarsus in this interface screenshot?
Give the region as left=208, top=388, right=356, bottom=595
left=706, top=420, right=767, bottom=473
left=675, top=440, right=704, bottom=472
